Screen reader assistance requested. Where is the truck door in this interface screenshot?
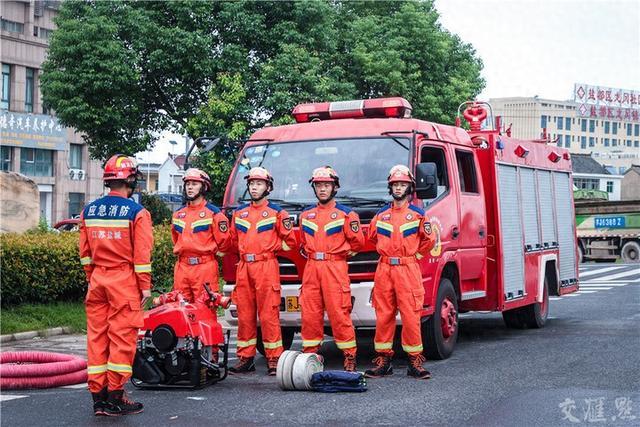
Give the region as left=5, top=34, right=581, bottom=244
left=453, top=149, right=487, bottom=297
left=417, top=142, right=459, bottom=262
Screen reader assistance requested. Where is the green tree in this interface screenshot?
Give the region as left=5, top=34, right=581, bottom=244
left=140, top=193, right=172, bottom=225
left=42, top=0, right=484, bottom=162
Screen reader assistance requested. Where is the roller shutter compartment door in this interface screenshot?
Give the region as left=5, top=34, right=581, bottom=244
left=498, top=164, right=525, bottom=300
left=553, top=172, right=577, bottom=283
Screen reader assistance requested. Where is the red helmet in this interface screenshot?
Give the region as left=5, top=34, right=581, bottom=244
left=103, top=155, right=142, bottom=182
left=183, top=168, right=211, bottom=192
left=309, top=166, right=340, bottom=188
left=244, top=167, right=274, bottom=189
left=388, top=164, right=415, bottom=184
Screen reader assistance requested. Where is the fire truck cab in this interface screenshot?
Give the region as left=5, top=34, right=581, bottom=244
left=221, top=97, right=579, bottom=359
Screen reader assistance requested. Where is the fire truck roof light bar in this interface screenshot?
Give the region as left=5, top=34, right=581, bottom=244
left=292, top=97, right=412, bottom=123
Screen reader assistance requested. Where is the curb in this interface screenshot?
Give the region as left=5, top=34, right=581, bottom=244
left=0, top=326, right=73, bottom=344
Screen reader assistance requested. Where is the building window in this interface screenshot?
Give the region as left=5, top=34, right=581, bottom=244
left=589, top=137, right=595, bottom=147
left=627, top=139, right=632, bottom=147
left=635, top=141, right=639, bottom=148
left=1, top=19, right=24, bottom=34
left=589, top=120, right=595, bottom=132
left=556, top=134, right=562, bottom=147
left=34, top=27, right=54, bottom=40
left=604, top=138, right=610, bottom=147
left=612, top=138, right=617, bottom=146
left=20, top=148, right=53, bottom=176
left=68, top=193, right=85, bottom=218
left=612, top=122, right=618, bottom=134
left=540, top=116, right=547, bottom=128
left=627, top=124, right=633, bottom=136
left=618, top=167, right=627, bottom=175
left=635, top=124, right=639, bottom=137
left=1, top=146, right=12, bottom=171
left=574, top=178, right=599, bottom=190
left=69, top=144, right=83, bottom=169
left=25, top=68, right=35, bottom=113
left=565, top=135, right=571, bottom=148
left=581, top=119, right=587, bottom=132
left=557, top=117, right=563, bottom=130
left=1, top=63, right=10, bottom=110
left=580, top=136, right=586, bottom=149
left=604, top=122, right=610, bottom=134
left=565, top=117, right=571, bottom=131
left=606, top=181, right=614, bottom=193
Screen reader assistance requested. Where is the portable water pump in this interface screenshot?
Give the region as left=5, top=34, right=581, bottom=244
left=132, top=283, right=231, bottom=389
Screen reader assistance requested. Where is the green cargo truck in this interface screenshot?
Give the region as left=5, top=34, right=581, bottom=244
left=575, top=199, right=640, bottom=263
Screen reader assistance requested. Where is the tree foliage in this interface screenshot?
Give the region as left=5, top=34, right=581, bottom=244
left=42, top=0, right=484, bottom=165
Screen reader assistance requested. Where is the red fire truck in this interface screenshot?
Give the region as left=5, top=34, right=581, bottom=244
left=221, top=97, right=579, bottom=359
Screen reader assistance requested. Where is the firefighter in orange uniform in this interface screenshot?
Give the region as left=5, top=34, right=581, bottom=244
left=172, top=168, right=231, bottom=302
left=79, top=155, right=153, bottom=416
left=365, top=165, right=436, bottom=380
left=228, top=167, right=297, bottom=375
left=299, top=166, right=364, bottom=371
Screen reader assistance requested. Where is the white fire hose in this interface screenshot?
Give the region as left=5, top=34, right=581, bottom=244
left=276, top=350, right=324, bottom=391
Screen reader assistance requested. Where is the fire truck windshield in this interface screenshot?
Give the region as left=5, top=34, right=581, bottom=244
left=226, top=138, right=409, bottom=209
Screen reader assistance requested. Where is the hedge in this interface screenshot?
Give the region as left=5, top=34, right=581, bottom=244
left=1, top=225, right=176, bottom=307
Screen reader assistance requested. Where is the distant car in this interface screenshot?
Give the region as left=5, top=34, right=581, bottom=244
left=54, top=218, right=80, bottom=232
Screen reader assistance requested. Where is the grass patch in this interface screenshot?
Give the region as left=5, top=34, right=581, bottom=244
left=0, top=302, right=86, bottom=335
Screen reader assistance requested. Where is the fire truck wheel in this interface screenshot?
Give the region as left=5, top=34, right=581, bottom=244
left=621, top=241, right=640, bottom=263
left=503, top=277, right=549, bottom=329
left=423, top=278, right=458, bottom=360
left=578, top=245, right=584, bottom=264
left=256, top=327, right=295, bottom=357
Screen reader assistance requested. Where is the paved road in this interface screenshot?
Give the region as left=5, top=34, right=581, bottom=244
left=2, top=263, right=639, bottom=426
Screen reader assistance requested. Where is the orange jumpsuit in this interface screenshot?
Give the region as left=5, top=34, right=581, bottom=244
left=79, top=190, right=153, bottom=393
left=171, top=200, right=231, bottom=302
left=368, top=201, right=435, bottom=356
left=299, top=201, right=364, bottom=356
left=229, top=199, right=296, bottom=360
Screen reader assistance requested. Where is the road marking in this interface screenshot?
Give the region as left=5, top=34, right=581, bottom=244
left=61, top=383, right=88, bottom=389
left=0, top=395, right=28, bottom=402
left=579, top=266, right=626, bottom=278
left=577, top=286, right=613, bottom=290
left=550, top=297, right=562, bottom=301
left=580, top=282, right=630, bottom=287
left=576, top=290, right=597, bottom=294
left=563, top=294, right=581, bottom=297
left=594, top=269, right=640, bottom=281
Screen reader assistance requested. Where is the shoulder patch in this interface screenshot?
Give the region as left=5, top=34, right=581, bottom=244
left=267, top=201, right=283, bottom=212
left=335, top=203, right=352, bottom=215
left=235, top=203, right=250, bottom=212
left=408, top=204, right=425, bottom=216
left=205, top=203, right=221, bottom=214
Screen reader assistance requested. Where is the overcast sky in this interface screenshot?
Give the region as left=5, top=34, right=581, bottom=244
left=139, top=0, right=640, bottom=163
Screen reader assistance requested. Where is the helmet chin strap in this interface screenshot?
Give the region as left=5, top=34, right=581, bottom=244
left=249, top=188, right=270, bottom=202
left=389, top=184, right=413, bottom=201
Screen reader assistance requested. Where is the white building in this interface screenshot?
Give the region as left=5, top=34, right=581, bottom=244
left=572, top=153, right=623, bottom=201
left=158, top=154, right=185, bottom=194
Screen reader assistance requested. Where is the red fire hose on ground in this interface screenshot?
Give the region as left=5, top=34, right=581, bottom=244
left=1, top=351, right=87, bottom=389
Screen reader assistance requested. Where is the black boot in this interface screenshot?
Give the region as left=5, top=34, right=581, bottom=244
left=364, top=354, right=393, bottom=378
left=105, top=390, right=144, bottom=416
left=267, top=357, right=278, bottom=376
left=91, top=387, right=110, bottom=416
left=407, top=354, right=431, bottom=380
left=229, top=356, right=255, bottom=374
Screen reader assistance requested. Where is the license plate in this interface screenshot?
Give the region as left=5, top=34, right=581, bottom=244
left=286, top=296, right=301, bottom=312
left=594, top=216, right=625, bottom=229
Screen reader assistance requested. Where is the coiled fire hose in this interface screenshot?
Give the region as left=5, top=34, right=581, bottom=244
left=0, top=351, right=88, bottom=389
left=276, top=350, right=323, bottom=391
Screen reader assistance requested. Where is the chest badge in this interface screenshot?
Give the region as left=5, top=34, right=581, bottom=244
left=177, top=212, right=186, bottom=219
left=262, top=211, right=269, bottom=217
left=406, top=213, right=413, bottom=220
left=330, top=212, right=338, bottom=219
left=199, top=212, right=206, bottom=218
left=307, top=212, right=316, bottom=219
left=382, top=214, right=391, bottom=221
left=240, top=211, right=249, bottom=218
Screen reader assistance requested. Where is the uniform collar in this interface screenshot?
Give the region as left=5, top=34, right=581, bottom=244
left=251, top=198, right=268, bottom=209
left=316, top=199, right=336, bottom=210
left=108, top=190, right=128, bottom=198
left=391, top=200, right=409, bottom=211
left=187, top=198, right=206, bottom=209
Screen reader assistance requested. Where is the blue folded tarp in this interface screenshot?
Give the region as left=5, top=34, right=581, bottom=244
left=310, top=370, right=367, bottom=393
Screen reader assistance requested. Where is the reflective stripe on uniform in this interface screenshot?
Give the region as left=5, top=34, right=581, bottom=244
left=87, top=364, right=107, bottom=375
left=262, top=340, right=283, bottom=349
left=107, top=362, right=132, bottom=373
left=237, top=338, right=257, bottom=348
left=302, top=339, right=323, bottom=347
left=324, top=218, right=345, bottom=232
left=80, top=257, right=92, bottom=266
left=191, top=218, right=213, bottom=228
left=335, top=340, right=357, bottom=349
left=402, top=343, right=423, bottom=353
left=282, top=241, right=291, bottom=251
left=172, top=218, right=186, bottom=228
left=399, top=220, right=420, bottom=233
left=374, top=341, right=393, bottom=351
left=234, top=217, right=251, bottom=232
left=134, top=264, right=152, bottom=273
left=85, top=219, right=129, bottom=228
